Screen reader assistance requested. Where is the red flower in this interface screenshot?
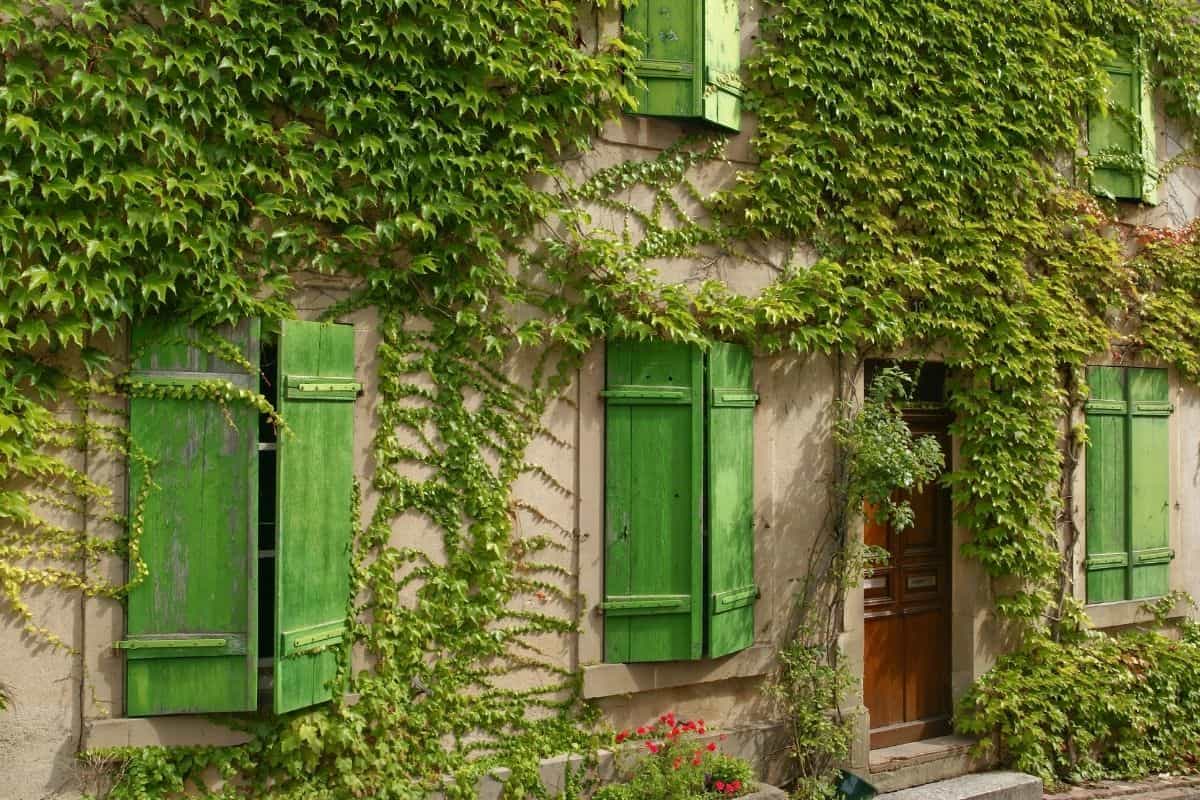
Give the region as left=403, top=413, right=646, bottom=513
left=615, top=730, right=629, bottom=743
left=691, top=756, right=702, bottom=766
left=646, top=741, right=660, bottom=754
left=731, top=780, right=742, bottom=791
left=706, top=742, right=717, bottom=751
left=716, top=782, right=726, bottom=791
left=636, top=726, right=647, bottom=735
left=673, top=757, right=682, bottom=770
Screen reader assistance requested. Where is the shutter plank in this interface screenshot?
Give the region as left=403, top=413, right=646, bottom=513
left=1085, top=367, right=1127, bottom=604
left=124, top=319, right=259, bottom=715
left=705, top=343, right=756, bottom=657
left=603, top=341, right=702, bottom=662
left=1128, top=368, right=1172, bottom=599
left=274, top=320, right=356, bottom=713
left=702, top=0, right=741, bottom=131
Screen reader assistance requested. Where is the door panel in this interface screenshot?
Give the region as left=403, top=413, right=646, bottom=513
left=864, top=415, right=952, bottom=749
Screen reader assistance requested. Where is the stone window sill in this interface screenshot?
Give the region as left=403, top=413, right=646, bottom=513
left=1085, top=596, right=1189, bottom=630
left=581, top=643, right=774, bottom=699
left=83, top=716, right=253, bottom=750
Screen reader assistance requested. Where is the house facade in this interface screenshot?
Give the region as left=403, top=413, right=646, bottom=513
left=5, top=2, right=1200, bottom=799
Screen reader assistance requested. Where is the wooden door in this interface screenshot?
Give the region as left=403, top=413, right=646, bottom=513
left=863, top=413, right=953, bottom=749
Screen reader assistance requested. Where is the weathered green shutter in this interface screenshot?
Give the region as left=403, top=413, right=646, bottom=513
left=1085, top=366, right=1173, bottom=603
left=626, top=0, right=702, bottom=121
left=702, top=0, right=741, bottom=132
left=1085, top=367, right=1127, bottom=604
left=274, top=320, right=358, bottom=713
left=122, top=319, right=259, bottom=716
left=1089, top=47, right=1157, bottom=204
left=704, top=343, right=757, bottom=657
left=603, top=341, right=703, bottom=662
left=1128, top=368, right=1172, bottom=599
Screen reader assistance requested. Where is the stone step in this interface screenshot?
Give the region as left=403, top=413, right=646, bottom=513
left=875, top=771, right=1042, bottom=800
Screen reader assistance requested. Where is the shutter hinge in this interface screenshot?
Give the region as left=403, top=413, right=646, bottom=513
left=284, top=375, right=362, bottom=401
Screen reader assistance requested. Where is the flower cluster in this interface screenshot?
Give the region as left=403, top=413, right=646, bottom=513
left=602, top=712, right=751, bottom=799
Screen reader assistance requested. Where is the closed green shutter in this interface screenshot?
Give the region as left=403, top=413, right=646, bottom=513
left=1089, top=47, right=1157, bottom=204
left=625, top=0, right=740, bottom=132
left=626, top=0, right=702, bottom=121
left=702, top=0, right=741, bottom=132
left=1128, top=368, right=1172, bottom=599
left=1085, top=366, right=1173, bottom=603
left=274, top=320, right=358, bottom=713
left=1085, top=367, right=1127, bottom=604
left=603, top=341, right=703, bottom=662
left=704, top=343, right=757, bottom=657
left=122, top=319, right=259, bottom=716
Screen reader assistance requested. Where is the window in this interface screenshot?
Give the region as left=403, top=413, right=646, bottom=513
left=118, top=318, right=358, bottom=716
left=601, top=340, right=757, bottom=663
left=624, top=0, right=742, bottom=132
left=1084, top=366, right=1173, bottom=604
left=1087, top=42, right=1157, bottom=204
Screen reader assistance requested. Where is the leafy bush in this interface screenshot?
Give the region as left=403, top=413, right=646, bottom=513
left=957, top=619, right=1200, bottom=785
left=595, top=714, right=755, bottom=800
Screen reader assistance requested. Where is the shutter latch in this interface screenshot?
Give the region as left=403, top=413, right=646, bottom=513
left=284, top=375, right=362, bottom=401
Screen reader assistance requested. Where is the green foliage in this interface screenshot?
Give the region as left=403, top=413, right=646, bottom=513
left=595, top=716, right=753, bottom=800
left=957, top=619, right=1200, bottom=786
left=4, top=0, right=1200, bottom=796
left=835, top=367, right=944, bottom=533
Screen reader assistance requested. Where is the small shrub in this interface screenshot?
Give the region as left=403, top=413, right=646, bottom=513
left=957, top=620, right=1200, bottom=786
left=595, top=713, right=755, bottom=800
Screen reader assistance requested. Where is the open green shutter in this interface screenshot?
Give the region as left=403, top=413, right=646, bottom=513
left=122, top=319, right=259, bottom=715
left=603, top=341, right=703, bottom=662
left=702, top=0, right=741, bottom=132
left=705, top=343, right=756, bottom=657
left=274, top=320, right=358, bottom=713
left=1128, top=368, right=1172, bottom=599
left=1089, top=47, right=1157, bottom=204
left=626, top=0, right=702, bottom=121
left=1085, top=367, right=1128, bottom=604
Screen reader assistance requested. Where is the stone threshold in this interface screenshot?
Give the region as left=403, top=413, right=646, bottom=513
left=867, top=735, right=993, bottom=794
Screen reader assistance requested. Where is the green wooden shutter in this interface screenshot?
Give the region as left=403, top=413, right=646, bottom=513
left=602, top=340, right=703, bottom=662
left=702, top=0, right=741, bottom=132
left=274, top=320, right=358, bottom=713
left=121, top=319, right=259, bottom=716
left=1128, top=367, right=1173, bottom=599
left=626, top=0, right=702, bottom=121
left=705, top=343, right=757, bottom=657
left=1085, top=366, right=1173, bottom=603
left=1089, top=47, right=1157, bottom=204
left=1085, top=367, right=1128, bottom=604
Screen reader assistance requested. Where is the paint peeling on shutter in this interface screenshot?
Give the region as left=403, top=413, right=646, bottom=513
left=123, top=318, right=259, bottom=715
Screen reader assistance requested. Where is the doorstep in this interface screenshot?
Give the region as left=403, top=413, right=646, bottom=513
left=867, top=735, right=993, bottom=793
left=875, top=771, right=1041, bottom=800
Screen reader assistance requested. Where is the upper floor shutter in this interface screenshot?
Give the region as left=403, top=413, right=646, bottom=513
left=626, top=0, right=741, bottom=132
left=1088, top=46, right=1157, bottom=204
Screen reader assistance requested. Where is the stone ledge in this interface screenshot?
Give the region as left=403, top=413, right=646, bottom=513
left=876, top=771, right=1041, bottom=800
left=83, top=716, right=253, bottom=750
left=1086, top=597, right=1190, bottom=630
left=581, top=644, right=774, bottom=699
